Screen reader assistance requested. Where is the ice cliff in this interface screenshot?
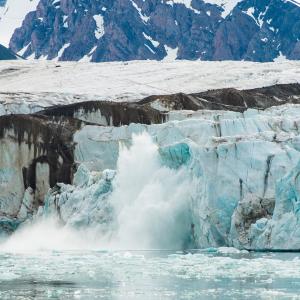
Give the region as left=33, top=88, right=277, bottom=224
left=1, top=83, right=300, bottom=250
left=0, top=115, right=83, bottom=233
left=43, top=104, right=300, bottom=250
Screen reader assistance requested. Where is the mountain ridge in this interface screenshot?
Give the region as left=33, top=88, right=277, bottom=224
left=1, top=0, right=300, bottom=62
left=0, top=43, right=18, bottom=60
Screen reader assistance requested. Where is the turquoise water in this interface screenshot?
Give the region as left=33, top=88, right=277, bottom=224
left=1, top=250, right=300, bottom=299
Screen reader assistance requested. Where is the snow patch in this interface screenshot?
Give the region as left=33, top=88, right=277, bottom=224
left=167, top=0, right=201, bottom=14
left=202, top=0, right=240, bottom=18
left=130, top=0, right=150, bottom=23
left=274, top=52, right=288, bottom=62
left=17, top=43, right=30, bottom=57
left=93, top=15, right=105, bottom=39
left=164, top=46, right=178, bottom=61
left=143, top=33, right=159, bottom=47
left=286, top=0, right=300, bottom=7
left=80, top=46, right=97, bottom=62
left=55, top=43, right=70, bottom=61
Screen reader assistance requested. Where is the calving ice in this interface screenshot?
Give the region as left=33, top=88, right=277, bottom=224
left=1, top=1, right=300, bottom=298
left=35, top=105, right=300, bottom=251
left=1, top=82, right=300, bottom=251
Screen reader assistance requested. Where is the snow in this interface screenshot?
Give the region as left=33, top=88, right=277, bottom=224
left=168, top=0, right=201, bottom=14
left=17, top=43, right=30, bottom=57
left=63, top=15, right=68, bottom=28
left=0, top=0, right=40, bottom=47
left=245, top=7, right=257, bottom=24
left=202, top=0, right=240, bottom=17
left=243, top=6, right=266, bottom=28
left=0, top=60, right=300, bottom=114
left=163, top=46, right=178, bottom=61
left=93, top=15, right=105, bottom=39
left=168, top=0, right=193, bottom=8
left=55, top=43, right=70, bottom=61
left=286, top=0, right=300, bottom=7
left=143, top=33, right=159, bottom=47
left=130, top=0, right=150, bottom=23
left=79, top=46, right=97, bottom=62
left=274, top=51, right=288, bottom=62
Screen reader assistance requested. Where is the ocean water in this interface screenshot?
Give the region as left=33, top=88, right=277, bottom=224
left=1, top=250, right=300, bottom=300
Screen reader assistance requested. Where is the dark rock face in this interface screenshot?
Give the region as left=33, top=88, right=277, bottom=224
left=0, top=44, right=18, bottom=60
left=0, top=114, right=83, bottom=219
left=0, top=114, right=86, bottom=189
left=37, top=101, right=165, bottom=126
left=9, top=0, right=300, bottom=62
left=140, top=83, right=300, bottom=112
left=35, top=83, right=300, bottom=127
left=214, top=0, right=300, bottom=61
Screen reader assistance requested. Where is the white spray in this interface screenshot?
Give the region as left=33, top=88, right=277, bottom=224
left=0, top=133, right=196, bottom=252
left=108, top=133, right=194, bottom=250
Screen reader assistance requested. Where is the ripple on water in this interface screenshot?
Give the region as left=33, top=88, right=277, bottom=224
left=0, top=250, right=300, bottom=299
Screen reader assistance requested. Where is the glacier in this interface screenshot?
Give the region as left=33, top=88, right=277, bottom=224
left=1, top=60, right=300, bottom=115
left=1, top=60, right=300, bottom=250
left=35, top=104, right=300, bottom=250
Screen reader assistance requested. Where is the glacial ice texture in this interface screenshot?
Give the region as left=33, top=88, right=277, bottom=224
left=42, top=104, right=300, bottom=250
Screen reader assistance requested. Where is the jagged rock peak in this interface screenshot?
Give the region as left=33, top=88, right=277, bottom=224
left=0, top=44, right=18, bottom=60
left=5, top=0, right=300, bottom=62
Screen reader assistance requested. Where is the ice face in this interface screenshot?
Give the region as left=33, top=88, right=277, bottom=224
left=0, top=135, right=37, bottom=217
left=38, top=104, right=300, bottom=250
left=44, top=134, right=195, bottom=250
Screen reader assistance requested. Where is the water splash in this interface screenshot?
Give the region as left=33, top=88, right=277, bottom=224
left=0, top=133, right=195, bottom=252
left=109, top=133, right=194, bottom=250
left=0, top=217, right=104, bottom=253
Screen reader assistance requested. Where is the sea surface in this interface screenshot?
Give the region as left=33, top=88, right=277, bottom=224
left=0, top=249, right=300, bottom=299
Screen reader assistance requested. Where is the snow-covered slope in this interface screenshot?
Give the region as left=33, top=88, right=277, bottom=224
left=0, top=0, right=39, bottom=47
left=0, top=60, right=300, bottom=115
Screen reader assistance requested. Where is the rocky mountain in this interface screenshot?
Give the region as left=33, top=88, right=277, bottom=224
left=0, top=43, right=18, bottom=60
left=1, top=0, right=300, bottom=62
